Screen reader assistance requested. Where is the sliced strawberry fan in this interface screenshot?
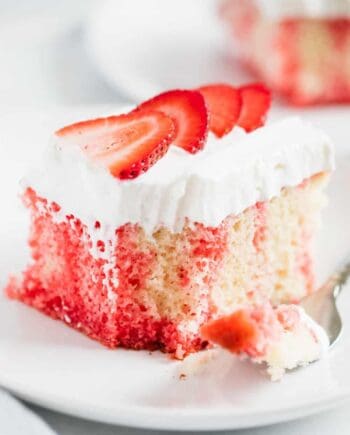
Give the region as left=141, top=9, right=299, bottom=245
left=55, top=82, right=271, bottom=180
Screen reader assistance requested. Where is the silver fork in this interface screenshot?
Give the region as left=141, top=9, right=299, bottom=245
left=300, top=256, right=350, bottom=347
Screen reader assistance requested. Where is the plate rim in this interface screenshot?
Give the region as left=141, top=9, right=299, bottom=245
left=1, top=364, right=350, bottom=431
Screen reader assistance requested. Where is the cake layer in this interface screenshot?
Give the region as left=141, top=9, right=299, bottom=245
left=25, top=117, right=333, bottom=237
left=7, top=173, right=328, bottom=357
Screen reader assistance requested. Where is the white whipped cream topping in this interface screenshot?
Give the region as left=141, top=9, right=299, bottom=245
left=256, top=0, right=350, bottom=18
left=24, top=117, right=334, bottom=237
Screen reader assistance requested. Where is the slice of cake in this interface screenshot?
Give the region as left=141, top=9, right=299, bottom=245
left=201, top=296, right=329, bottom=380
left=5, top=83, right=334, bottom=361
left=220, top=0, right=350, bottom=105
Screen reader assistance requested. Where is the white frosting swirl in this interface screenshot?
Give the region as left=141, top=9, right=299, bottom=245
left=24, top=116, right=334, bottom=235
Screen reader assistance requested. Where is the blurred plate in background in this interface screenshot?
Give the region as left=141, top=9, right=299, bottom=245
left=86, top=0, right=252, bottom=101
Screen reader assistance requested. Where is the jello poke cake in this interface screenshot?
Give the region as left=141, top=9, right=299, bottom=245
left=220, top=0, right=350, bottom=105
left=5, top=83, right=334, bottom=379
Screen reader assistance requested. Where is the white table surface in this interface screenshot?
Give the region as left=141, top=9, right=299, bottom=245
left=1, top=1, right=350, bottom=433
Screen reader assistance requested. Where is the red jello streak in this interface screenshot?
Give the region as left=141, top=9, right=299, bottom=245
left=5, top=189, right=214, bottom=357
left=253, top=201, right=267, bottom=251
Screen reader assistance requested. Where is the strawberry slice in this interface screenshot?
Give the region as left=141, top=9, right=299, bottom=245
left=55, top=111, right=175, bottom=180
left=238, top=83, right=271, bottom=132
left=197, top=84, right=242, bottom=137
left=135, top=90, right=208, bottom=154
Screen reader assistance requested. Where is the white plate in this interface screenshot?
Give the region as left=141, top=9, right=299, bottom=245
left=1, top=107, right=350, bottom=431
left=86, top=0, right=252, bottom=101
